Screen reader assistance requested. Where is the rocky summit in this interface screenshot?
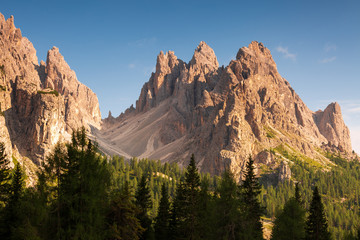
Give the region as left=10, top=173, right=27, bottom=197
left=0, top=14, right=101, bottom=183
left=97, top=41, right=353, bottom=179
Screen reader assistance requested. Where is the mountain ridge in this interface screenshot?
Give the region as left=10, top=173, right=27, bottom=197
left=98, top=40, right=353, bottom=179
left=0, top=12, right=354, bottom=181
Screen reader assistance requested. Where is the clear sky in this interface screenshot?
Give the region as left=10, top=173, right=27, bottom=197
left=2, top=0, right=360, bottom=151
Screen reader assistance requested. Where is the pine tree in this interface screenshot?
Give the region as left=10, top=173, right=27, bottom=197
left=184, top=154, right=201, bottom=239
left=135, top=174, right=153, bottom=240
left=41, top=143, right=66, bottom=239
left=0, top=142, right=10, bottom=203
left=198, top=176, right=215, bottom=240
left=216, top=169, right=242, bottom=240
left=169, top=179, right=186, bottom=239
left=271, top=183, right=306, bottom=240
left=305, top=186, right=331, bottom=240
left=40, top=127, right=111, bottom=239
left=0, top=162, right=25, bottom=239
left=107, top=181, right=144, bottom=240
left=241, top=156, right=264, bottom=240
left=154, top=183, right=171, bottom=240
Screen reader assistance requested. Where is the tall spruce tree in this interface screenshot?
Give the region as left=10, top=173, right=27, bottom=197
left=169, top=154, right=201, bottom=240
left=271, top=183, right=306, bottom=240
left=184, top=154, right=201, bottom=240
left=107, top=181, right=144, bottom=240
left=135, top=174, right=153, bottom=240
left=305, top=186, right=331, bottom=240
left=187, top=154, right=201, bottom=239
left=1, top=162, right=25, bottom=239
left=154, top=183, right=171, bottom=240
left=169, top=179, right=186, bottom=239
left=216, top=169, right=242, bottom=240
left=198, top=176, right=215, bottom=240
left=241, top=156, right=264, bottom=240
left=0, top=142, right=10, bottom=204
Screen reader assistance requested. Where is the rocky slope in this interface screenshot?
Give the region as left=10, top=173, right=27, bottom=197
left=97, top=41, right=353, bottom=179
left=0, top=13, right=101, bottom=182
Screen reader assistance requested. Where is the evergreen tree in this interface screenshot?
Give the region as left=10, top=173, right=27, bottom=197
left=305, top=186, right=331, bottom=240
left=41, top=143, right=66, bottom=239
left=135, top=174, right=153, bottom=240
left=0, top=142, right=10, bottom=204
left=271, top=184, right=306, bottom=240
left=198, top=176, right=215, bottom=240
left=241, top=156, right=264, bottom=240
left=107, top=181, right=144, bottom=240
left=215, top=169, right=242, bottom=240
left=169, top=179, right=186, bottom=240
left=40, top=127, right=111, bottom=240
left=154, top=183, right=171, bottom=240
left=0, top=162, right=25, bottom=239
left=183, top=153, right=201, bottom=240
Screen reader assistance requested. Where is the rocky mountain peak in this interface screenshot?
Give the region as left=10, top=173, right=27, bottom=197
left=314, top=102, right=351, bottom=153
left=236, top=41, right=276, bottom=68
left=0, top=14, right=22, bottom=44
left=45, top=46, right=75, bottom=94
left=155, top=50, right=178, bottom=75
left=190, top=41, right=219, bottom=72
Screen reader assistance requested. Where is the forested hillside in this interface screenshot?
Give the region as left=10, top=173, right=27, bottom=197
left=0, top=128, right=359, bottom=239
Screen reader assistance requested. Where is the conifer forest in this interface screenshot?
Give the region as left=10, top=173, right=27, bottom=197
left=0, top=128, right=360, bottom=240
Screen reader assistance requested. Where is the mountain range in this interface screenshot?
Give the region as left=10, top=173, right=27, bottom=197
left=0, top=13, right=354, bottom=181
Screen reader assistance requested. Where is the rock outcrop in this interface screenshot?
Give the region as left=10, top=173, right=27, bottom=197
left=314, top=102, right=351, bottom=152
left=97, top=41, right=353, bottom=179
left=0, top=13, right=101, bottom=180
left=278, top=161, right=291, bottom=182
left=45, top=47, right=101, bottom=131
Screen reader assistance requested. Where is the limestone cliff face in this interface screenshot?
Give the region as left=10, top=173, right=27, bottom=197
left=98, top=41, right=353, bottom=179
left=0, top=13, right=101, bottom=179
left=314, top=102, right=351, bottom=153
left=45, top=47, right=101, bottom=131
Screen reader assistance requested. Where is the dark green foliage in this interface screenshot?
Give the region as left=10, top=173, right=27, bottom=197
left=107, top=181, right=144, bottom=240
left=183, top=154, right=201, bottom=239
left=172, top=154, right=202, bottom=240
left=271, top=184, right=306, bottom=240
left=215, top=169, right=242, bottom=240
left=260, top=153, right=360, bottom=239
left=169, top=179, right=186, bottom=239
left=305, top=186, right=331, bottom=240
left=0, top=142, right=10, bottom=203
left=154, top=183, right=171, bottom=240
left=241, top=156, right=264, bottom=240
left=38, top=127, right=111, bottom=240
left=135, top=174, right=154, bottom=240
left=0, top=162, right=25, bottom=239
left=2, top=132, right=360, bottom=240
left=198, top=176, right=215, bottom=240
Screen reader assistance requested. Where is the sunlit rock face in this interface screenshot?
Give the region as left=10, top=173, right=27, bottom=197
left=0, top=13, right=101, bottom=182
left=98, top=41, right=352, bottom=179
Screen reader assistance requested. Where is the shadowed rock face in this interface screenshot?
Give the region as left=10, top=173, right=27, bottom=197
left=98, top=41, right=352, bottom=179
left=0, top=13, right=101, bottom=182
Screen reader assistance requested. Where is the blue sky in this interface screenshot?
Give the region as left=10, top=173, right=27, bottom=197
left=2, top=0, right=360, bottom=151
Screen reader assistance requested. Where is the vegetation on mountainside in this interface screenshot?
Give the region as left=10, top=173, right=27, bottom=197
left=0, top=129, right=359, bottom=239
left=37, top=89, right=59, bottom=97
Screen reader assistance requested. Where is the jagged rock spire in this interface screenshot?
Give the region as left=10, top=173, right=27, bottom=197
left=190, top=41, right=219, bottom=72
